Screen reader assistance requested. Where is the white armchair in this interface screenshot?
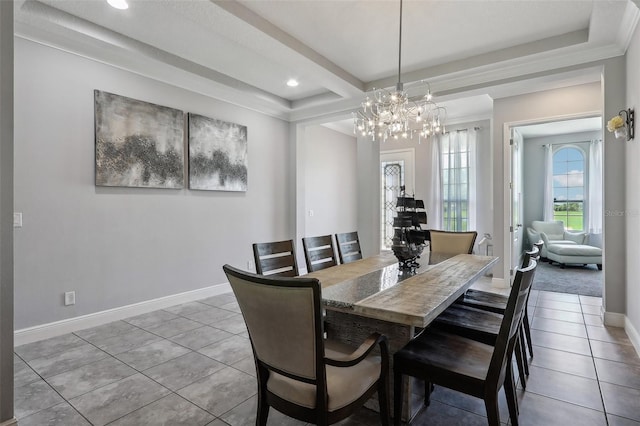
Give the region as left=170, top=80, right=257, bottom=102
left=527, top=220, right=586, bottom=258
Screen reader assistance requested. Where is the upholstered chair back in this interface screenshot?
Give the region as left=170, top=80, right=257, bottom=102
left=429, top=230, right=477, bottom=254
left=225, top=266, right=321, bottom=380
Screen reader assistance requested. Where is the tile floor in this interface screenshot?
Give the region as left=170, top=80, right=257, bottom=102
left=13, top=289, right=640, bottom=425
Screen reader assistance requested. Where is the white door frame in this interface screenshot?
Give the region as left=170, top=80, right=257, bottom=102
left=502, top=112, right=601, bottom=283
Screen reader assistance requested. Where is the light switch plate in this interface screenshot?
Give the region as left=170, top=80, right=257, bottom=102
left=13, top=213, right=22, bottom=228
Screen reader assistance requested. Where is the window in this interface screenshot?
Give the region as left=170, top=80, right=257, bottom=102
left=381, top=161, right=404, bottom=249
left=553, top=147, right=584, bottom=230
left=441, top=130, right=472, bottom=231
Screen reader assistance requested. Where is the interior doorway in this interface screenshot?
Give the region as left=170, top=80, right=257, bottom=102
left=507, top=116, right=604, bottom=296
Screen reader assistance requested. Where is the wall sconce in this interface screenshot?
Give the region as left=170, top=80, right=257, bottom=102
left=607, top=108, right=635, bottom=141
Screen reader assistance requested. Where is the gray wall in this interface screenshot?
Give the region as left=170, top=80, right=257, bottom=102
left=522, top=131, right=600, bottom=242
left=14, top=38, right=291, bottom=329
left=626, top=22, right=640, bottom=338
left=0, top=1, right=14, bottom=422
left=303, top=125, right=357, bottom=238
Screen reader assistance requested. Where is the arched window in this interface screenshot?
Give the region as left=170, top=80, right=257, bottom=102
left=553, top=146, right=585, bottom=230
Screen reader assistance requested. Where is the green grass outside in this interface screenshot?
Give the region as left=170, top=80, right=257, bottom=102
left=553, top=213, right=584, bottom=231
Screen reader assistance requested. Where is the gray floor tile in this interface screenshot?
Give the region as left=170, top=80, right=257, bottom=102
left=46, top=357, right=137, bottom=399
left=411, top=399, right=493, bottom=425
left=207, top=420, right=230, bottom=426
left=219, top=395, right=306, bottom=426
left=143, top=317, right=203, bottom=338
left=600, top=382, right=640, bottom=422
left=535, top=299, right=582, bottom=312
left=219, top=301, right=242, bottom=313
left=182, top=307, right=238, bottom=325
left=582, top=304, right=602, bottom=315
left=14, top=356, right=42, bottom=388
left=200, top=293, right=237, bottom=308
left=92, top=328, right=163, bottom=355
left=144, top=351, right=225, bottom=391
left=74, top=321, right=139, bottom=343
left=530, top=345, right=597, bottom=379
left=231, top=356, right=256, bottom=377
left=15, top=333, right=86, bottom=362
left=177, top=366, right=256, bottom=417
left=170, top=325, right=234, bottom=350
left=595, top=358, right=640, bottom=390
left=198, top=335, right=253, bottom=364
left=17, top=402, right=91, bottom=426
left=537, top=291, right=581, bottom=303
left=108, top=393, right=215, bottom=426
left=531, top=316, right=588, bottom=338
left=529, top=329, right=592, bottom=356
left=587, top=325, right=633, bottom=346
left=14, top=379, right=65, bottom=419
left=28, top=343, right=110, bottom=378
left=69, top=373, right=170, bottom=426
left=522, top=365, right=603, bottom=411
left=123, top=309, right=180, bottom=328
left=534, top=307, right=584, bottom=324
left=580, top=295, right=603, bottom=306
left=115, top=339, right=191, bottom=370
left=164, top=301, right=212, bottom=316
left=608, top=414, right=640, bottom=426
left=429, top=386, right=510, bottom=421
left=210, top=315, right=247, bottom=335
left=584, top=314, right=604, bottom=327
left=590, top=340, right=640, bottom=366
left=514, top=391, right=607, bottom=426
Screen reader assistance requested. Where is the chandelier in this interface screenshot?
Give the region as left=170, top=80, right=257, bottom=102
left=353, top=0, right=446, bottom=143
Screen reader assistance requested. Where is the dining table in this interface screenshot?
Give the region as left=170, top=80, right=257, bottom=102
left=304, top=250, right=499, bottom=422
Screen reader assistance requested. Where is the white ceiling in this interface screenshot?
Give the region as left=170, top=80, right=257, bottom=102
left=13, top=0, right=640, bottom=124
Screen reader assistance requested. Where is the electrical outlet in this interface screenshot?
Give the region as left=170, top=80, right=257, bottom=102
left=64, top=291, right=76, bottom=306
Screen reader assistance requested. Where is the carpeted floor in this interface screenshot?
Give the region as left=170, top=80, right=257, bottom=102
left=532, top=259, right=603, bottom=297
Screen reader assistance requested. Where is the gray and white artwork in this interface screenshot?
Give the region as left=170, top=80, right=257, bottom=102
left=94, top=90, right=184, bottom=189
left=188, top=113, right=248, bottom=191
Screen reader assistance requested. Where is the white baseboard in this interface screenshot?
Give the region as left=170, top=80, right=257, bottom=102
left=491, top=277, right=507, bottom=288
left=14, top=283, right=232, bottom=347
left=625, top=316, right=640, bottom=358
left=0, top=418, right=17, bottom=426
left=603, top=310, right=626, bottom=328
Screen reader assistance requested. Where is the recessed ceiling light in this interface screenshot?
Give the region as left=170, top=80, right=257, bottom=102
left=286, top=79, right=299, bottom=87
left=107, top=0, right=129, bottom=10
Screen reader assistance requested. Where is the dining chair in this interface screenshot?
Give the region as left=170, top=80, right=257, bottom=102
left=253, top=239, right=299, bottom=277
left=335, top=231, right=363, bottom=264
left=432, top=250, right=538, bottom=389
left=428, top=230, right=477, bottom=254
left=222, top=264, right=390, bottom=426
left=460, top=244, right=541, bottom=362
left=393, top=260, right=537, bottom=426
left=303, top=235, right=339, bottom=272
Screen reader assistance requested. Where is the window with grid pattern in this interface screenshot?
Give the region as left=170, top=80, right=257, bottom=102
left=441, top=131, right=470, bottom=231
left=553, top=147, right=584, bottom=231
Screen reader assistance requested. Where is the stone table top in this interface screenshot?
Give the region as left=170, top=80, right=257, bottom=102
left=305, top=252, right=498, bottom=327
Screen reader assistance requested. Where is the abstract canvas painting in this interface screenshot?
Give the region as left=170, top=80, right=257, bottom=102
left=188, top=113, right=248, bottom=191
left=94, top=90, right=184, bottom=189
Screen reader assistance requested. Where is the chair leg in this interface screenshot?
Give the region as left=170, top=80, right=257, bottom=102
left=505, top=364, right=519, bottom=423
left=523, top=312, right=534, bottom=358
left=424, top=381, right=433, bottom=407
left=484, top=395, right=501, bottom=426
left=394, top=371, right=404, bottom=426
left=378, top=376, right=391, bottom=426
left=519, top=329, right=529, bottom=376
left=256, top=391, right=269, bottom=426
left=514, top=337, right=527, bottom=389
